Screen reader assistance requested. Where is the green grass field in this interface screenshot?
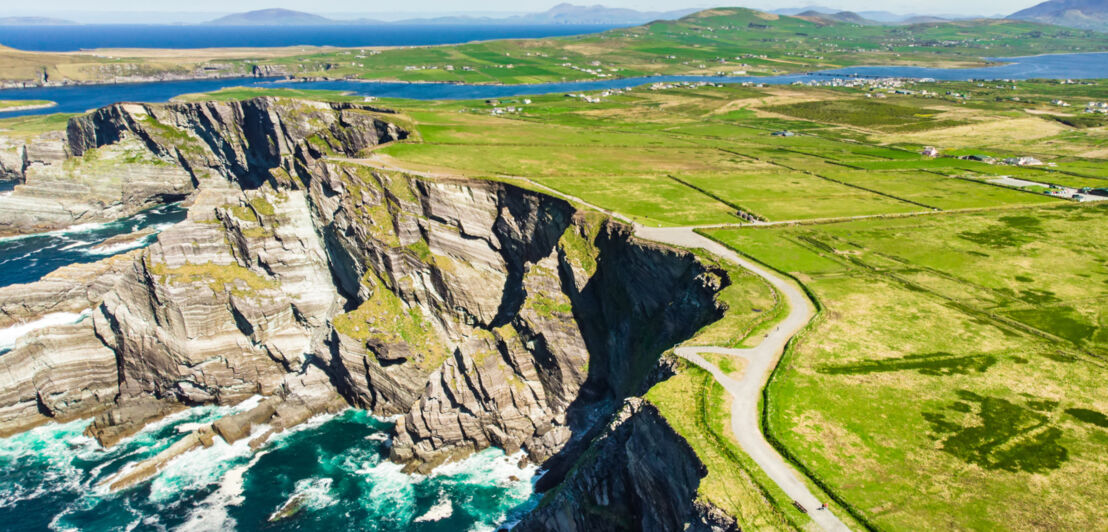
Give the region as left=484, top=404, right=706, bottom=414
left=704, top=203, right=1108, bottom=530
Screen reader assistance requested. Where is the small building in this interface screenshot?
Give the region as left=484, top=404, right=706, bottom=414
left=771, top=130, right=796, bottom=137
left=921, top=146, right=940, bottom=157
left=1003, top=156, right=1044, bottom=167
left=961, top=154, right=996, bottom=164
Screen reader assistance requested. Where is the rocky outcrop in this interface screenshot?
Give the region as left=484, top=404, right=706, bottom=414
left=0, top=320, right=119, bottom=437
left=0, top=97, right=406, bottom=235
left=0, top=249, right=141, bottom=328
left=0, top=97, right=408, bottom=443
left=517, top=398, right=740, bottom=532
left=0, top=97, right=738, bottom=527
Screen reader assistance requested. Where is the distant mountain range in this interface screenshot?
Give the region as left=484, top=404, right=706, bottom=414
left=207, top=9, right=347, bottom=26
left=203, top=4, right=697, bottom=26
left=1009, top=0, right=1108, bottom=31
left=399, top=4, right=698, bottom=25
left=770, top=6, right=992, bottom=24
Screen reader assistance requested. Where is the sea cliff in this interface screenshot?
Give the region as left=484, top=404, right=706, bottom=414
left=0, top=97, right=742, bottom=529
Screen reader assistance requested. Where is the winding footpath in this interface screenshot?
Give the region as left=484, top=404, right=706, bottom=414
left=635, top=226, right=850, bottom=532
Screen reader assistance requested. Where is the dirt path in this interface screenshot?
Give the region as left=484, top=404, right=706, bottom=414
left=635, top=226, right=851, bottom=532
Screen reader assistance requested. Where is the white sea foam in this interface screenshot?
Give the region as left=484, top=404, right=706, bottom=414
left=81, top=238, right=149, bottom=256
left=58, top=239, right=94, bottom=251
left=0, top=309, right=89, bottom=352
left=431, top=449, right=536, bottom=484
left=147, top=429, right=260, bottom=505
left=355, top=457, right=417, bottom=523
left=267, top=477, right=337, bottom=522
left=105, top=403, right=228, bottom=451
left=430, top=449, right=540, bottom=530
left=176, top=451, right=267, bottom=532
left=81, top=222, right=176, bottom=256
left=414, top=494, right=453, bottom=523
left=0, top=419, right=95, bottom=511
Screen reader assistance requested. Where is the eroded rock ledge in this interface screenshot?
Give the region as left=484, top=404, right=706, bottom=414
left=0, top=97, right=737, bottom=528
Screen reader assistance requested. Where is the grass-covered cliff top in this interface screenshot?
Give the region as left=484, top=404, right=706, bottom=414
left=2, top=8, right=1108, bottom=86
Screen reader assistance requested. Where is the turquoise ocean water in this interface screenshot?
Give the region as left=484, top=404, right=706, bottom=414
left=0, top=407, right=539, bottom=531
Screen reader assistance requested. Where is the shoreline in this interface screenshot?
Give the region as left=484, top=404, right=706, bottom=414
left=2, top=50, right=1105, bottom=92
left=0, top=73, right=280, bottom=91
left=0, top=101, right=56, bottom=113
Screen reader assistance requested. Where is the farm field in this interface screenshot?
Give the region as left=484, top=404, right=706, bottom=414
left=703, top=203, right=1108, bottom=530
left=360, top=81, right=1105, bottom=228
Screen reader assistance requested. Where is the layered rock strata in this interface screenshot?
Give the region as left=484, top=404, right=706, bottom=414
left=0, top=97, right=739, bottom=528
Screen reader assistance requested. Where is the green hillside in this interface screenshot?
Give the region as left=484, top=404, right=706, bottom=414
left=254, top=8, right=1108, bottom=84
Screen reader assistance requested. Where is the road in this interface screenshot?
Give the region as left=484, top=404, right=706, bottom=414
left=635, top=226, right=852, bottom=532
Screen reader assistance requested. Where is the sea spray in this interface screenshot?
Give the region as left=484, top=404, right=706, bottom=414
left=1, top=408, right=539, bottom=531
left=176, top=452, right=268, bottom=532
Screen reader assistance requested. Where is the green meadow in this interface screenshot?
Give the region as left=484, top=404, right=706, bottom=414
left=704, top=203, right=1108, bottom=530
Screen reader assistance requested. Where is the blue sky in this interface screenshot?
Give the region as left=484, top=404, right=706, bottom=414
left=7, top=0, right=1044, bottom=17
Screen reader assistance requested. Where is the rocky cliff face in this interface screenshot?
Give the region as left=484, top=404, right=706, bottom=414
left=0, top=97, right=405, bottom=235
left=517, top=398, right=739, bottom=532
left=0, top=97, right=737, bottom=527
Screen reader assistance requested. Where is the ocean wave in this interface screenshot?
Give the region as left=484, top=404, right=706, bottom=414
left=58, top=239, right=95, bottom=251
left=0, top=222, right=110, bottom=243
left=80, top=238, right=151, bottom=256
left=0, top=418, right=96, bottom=511
left=147, top=426, right=264, bottom=505
left=357, top=458, right=418, bottom=523
left=0, top=309, right=90, bottom=352
left=3, top=405, right=541, bottom=531
left=176, top=451, right=268, bottom=532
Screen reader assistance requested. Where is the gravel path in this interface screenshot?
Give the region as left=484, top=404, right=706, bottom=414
left=635, top=226, right=851, bottom=532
